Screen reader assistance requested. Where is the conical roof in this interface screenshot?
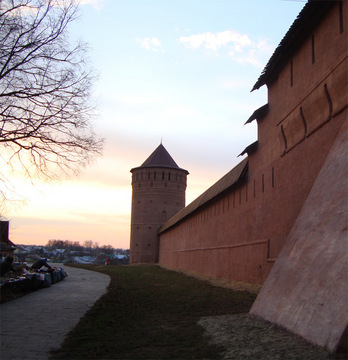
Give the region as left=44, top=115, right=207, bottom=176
left=131, top=143, right=188, bottom=173
left=141, top=143, right=179, bottom=167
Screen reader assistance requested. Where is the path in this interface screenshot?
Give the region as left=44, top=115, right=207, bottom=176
left=0, top=265, right=110, bottom=360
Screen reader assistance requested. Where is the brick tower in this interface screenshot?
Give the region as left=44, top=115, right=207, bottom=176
left=130, top=143, right=189, bottom=263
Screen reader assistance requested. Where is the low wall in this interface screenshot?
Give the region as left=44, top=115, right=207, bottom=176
left=160, top=237, right=274, bottom=284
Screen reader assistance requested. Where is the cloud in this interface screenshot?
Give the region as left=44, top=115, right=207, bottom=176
left=136, top=37, right=162, bottom=52
left=229, top=49, right=262, bottom=67
left=78, top=0, right=104, bottom=9
left=179, top=30, right=272, bottom=68
left=179, top=30, right=252, bottom=51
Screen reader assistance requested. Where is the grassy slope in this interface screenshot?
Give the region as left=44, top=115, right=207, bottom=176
left=50, top=264, right=256, bottom=359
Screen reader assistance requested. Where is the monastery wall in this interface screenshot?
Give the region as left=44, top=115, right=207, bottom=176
left=250, top=118, right=348, bottom=352
left=159, top=174, right=273, bottom=284
left=158, top=1, right=347, bottom=285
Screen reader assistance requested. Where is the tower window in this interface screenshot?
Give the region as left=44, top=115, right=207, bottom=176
left=339, top=1, right=344, bottom=33
left=311, top=35, right=315, bottom=64
left=262, top=174, right=265, bottom=193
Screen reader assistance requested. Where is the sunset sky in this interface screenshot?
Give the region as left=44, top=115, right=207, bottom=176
left=3, top=0, right=306, bottom=249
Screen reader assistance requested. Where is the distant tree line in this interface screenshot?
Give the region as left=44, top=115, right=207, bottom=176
left=46, top=239, right=128, bottom=254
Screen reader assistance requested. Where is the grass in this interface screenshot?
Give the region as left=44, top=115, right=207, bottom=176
left=50, top=264, right=256, bottom=360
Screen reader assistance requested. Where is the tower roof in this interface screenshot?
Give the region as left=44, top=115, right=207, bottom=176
left=141, top=143, right=179, bottom=167
left=131, top=143, right=188, bottom=173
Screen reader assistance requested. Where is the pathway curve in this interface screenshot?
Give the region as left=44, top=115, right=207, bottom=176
left=0, top=265, right=110, bottom=360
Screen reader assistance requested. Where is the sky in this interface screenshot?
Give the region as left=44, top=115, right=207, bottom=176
left=3, top=0, right=306, bottom=249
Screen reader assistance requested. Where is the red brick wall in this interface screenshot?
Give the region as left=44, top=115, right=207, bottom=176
left=159, top=1, right=347, bottom=284
left=250, top=117, right=348, bottom=352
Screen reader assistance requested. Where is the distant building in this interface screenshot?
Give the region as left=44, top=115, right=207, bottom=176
left=0, top=221, right=16, bottom=259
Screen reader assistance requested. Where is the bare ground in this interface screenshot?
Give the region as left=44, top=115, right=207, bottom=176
left=178, top=269, right=332, bottom=359
left=175, top=269, right=262, bottom=294
left=198, top=314, right=332, bottom=360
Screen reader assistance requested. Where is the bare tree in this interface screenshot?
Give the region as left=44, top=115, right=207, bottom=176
left=0, top=0, right=103, bottom=205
